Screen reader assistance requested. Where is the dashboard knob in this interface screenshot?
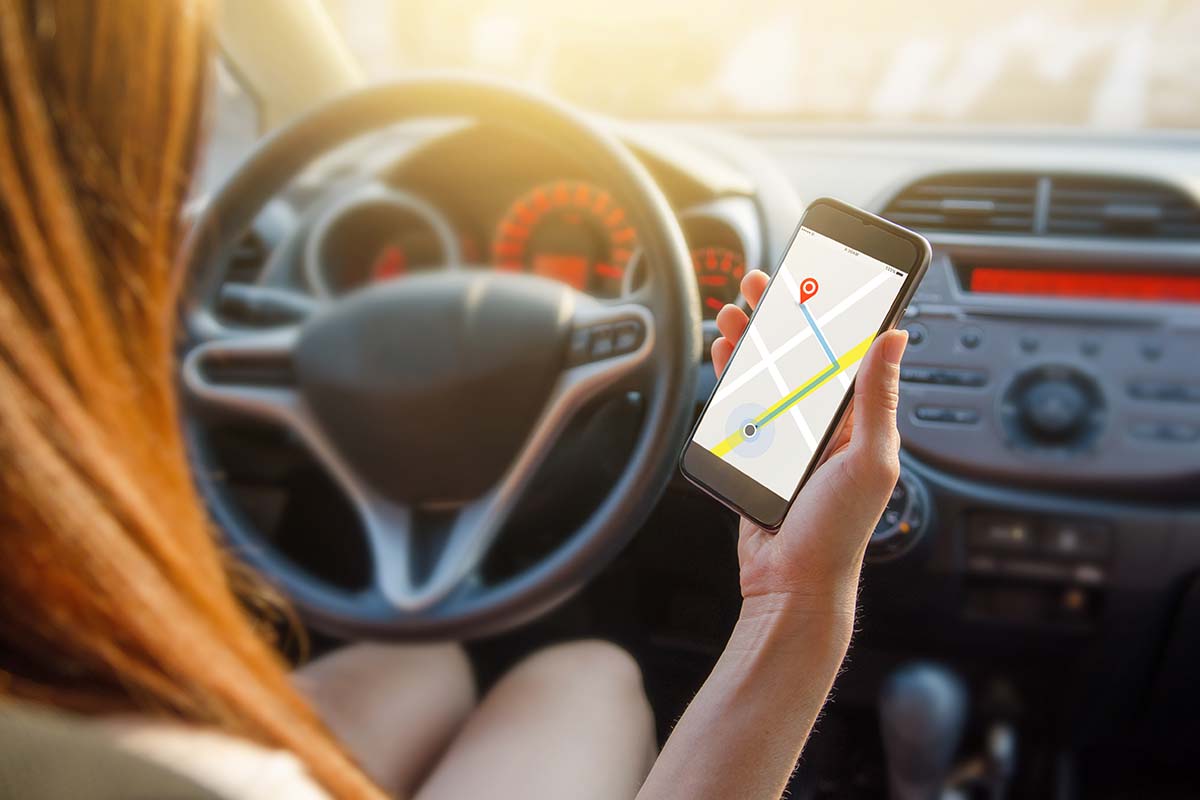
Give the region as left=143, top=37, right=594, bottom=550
left=1001, top=365, right=1105, bottom=453
left=1019, top=378, right=1089, bottom=441
left=868, top=467, right=932, bottom=562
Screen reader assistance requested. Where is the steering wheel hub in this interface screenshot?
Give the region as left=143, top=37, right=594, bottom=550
left=295, top=273, right=573, bottom=505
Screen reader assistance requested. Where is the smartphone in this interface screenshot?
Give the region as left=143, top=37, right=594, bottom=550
left=679, top=198, right=930, bottom=529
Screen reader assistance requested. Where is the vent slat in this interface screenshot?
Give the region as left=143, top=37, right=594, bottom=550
left=910, top=185, right=1036, bottom=199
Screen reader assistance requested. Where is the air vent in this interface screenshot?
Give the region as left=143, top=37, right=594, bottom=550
left=881, top=173, right=1038, bottom=234
left=1046, top=176, right=1200, bottom=239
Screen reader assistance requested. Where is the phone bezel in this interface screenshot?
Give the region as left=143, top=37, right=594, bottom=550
left=679, top=197, right=931, bottom=530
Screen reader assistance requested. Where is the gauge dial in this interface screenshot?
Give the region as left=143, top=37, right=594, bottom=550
left=310, top=192, right=455, bottom=297
left=692, top=246, right=745, bottom=317
left=493, top=180, right=638, bottom=297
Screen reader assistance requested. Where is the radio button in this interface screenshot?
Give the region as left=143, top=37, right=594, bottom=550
left=915, top=406, right=980, bottom=424
left=1073, top=564, right=1107, bottom=585
left=1040, top=519, right=1111, bottom=560
left=1139, top=340, right=1165, bottom=362
left=1128, top=381, right=1200, bottom=404
left=1130, top=421, right=1200, bottom=443
left=900, top=366, right=988, bottom=387
left=951, top=408, right=981, bottom=424
left=903, top=322, right=927, bottom=346
left=969, top=514, right=1036, bottom=552
left=940, top=368, right=988, bottom=387
left=900, top=366, right=936, bottom=383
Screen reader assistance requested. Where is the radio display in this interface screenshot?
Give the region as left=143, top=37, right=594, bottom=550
left=966, top=267, right=1200, bottom=303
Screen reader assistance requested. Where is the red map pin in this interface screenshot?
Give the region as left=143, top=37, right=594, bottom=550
left=799, top=277, right=820, bottom=305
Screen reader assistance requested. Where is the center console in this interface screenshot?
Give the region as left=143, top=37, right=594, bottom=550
left=895, top=241, right=1200, bottom=491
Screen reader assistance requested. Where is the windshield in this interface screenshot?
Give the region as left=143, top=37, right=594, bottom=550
left=324, top=0, right=1199, bottom=130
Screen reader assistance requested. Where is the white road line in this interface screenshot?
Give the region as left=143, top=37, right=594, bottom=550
left=779, top=266, right=801, bottom=305
left=712, top=271, right=894, bottom=405
left=749, top=326, right=789, bottom=396
left=750, top=325, right=819, bottom=454
left=788, top=407, right=818, bottom=452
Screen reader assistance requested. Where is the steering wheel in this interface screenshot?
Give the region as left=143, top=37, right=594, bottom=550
left=180, top=77, right=700, bottom=640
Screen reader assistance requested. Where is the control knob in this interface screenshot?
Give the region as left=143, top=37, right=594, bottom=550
left=1001, top=365, right=1104, bottom=452
left=868, top=467, right=932, bottom=562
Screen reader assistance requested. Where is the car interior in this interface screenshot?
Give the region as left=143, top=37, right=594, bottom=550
left=166, top=1, right=1200, bottom=797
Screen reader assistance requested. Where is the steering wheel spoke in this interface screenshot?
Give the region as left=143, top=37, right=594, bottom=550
left=618, top=279, right=657, bottom=311
left=181, top=326, right=303, bottom=424
left=360, top=491, right=495, bottom=612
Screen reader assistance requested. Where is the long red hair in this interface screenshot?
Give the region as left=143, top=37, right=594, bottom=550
left=0, top=1, right=383, bottom=796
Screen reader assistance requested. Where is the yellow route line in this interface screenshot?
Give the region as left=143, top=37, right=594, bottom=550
left=710, top=332, right=877, bottom=458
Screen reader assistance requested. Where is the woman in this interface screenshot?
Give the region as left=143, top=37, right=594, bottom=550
left=0, top=0, right=907, bottom=798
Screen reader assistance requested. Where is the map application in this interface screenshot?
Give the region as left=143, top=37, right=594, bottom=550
left=692, top=226, right=908, bottom=500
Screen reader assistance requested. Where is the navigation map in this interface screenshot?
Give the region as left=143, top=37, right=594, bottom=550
left=692, top=226, right=907, bottom=499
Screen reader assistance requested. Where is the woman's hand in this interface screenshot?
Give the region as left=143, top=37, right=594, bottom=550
left=712, top=270, right=908, bottom=617
left=637, top=270, right=907, bottom=800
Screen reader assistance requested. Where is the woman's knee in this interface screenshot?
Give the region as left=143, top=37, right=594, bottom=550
left=298, top=641, right=476, bottom=722
left=516, top=640, right=642, bottom=685
left=504, top=640, right=653, bottom=727
left=298, top=642, right=477, bottom=795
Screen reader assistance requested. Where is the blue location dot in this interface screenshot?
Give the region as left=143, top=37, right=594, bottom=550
left=726, top=403, right=774, bottom=458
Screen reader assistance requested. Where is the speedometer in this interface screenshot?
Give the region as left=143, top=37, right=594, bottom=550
left=492, top=180, right=638, bottom=297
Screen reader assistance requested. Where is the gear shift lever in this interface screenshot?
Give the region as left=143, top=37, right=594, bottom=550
left=879, top=662, right=968, bottom=800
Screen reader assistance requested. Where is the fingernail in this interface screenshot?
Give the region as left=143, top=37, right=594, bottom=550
left=883, top=330, right=909, bottom=365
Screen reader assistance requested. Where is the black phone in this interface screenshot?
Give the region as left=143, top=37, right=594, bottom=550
left=679, top=198, right=931, bottom=530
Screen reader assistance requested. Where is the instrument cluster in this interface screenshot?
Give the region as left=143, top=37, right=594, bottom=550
left=306, top=180, right=758, bottom=320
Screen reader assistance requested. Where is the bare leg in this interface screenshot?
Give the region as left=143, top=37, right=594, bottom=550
left=295, top=642, right=475, bottom=797
left=416, top=640, right=657, bottom=800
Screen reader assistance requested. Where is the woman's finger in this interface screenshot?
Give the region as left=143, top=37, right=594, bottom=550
left=847, top=329, right=908, bottom=482
left=711, top=337, right=734, bottom=376
left=715, top=303, right=749, bottom=343
left=741, top=270, right=769, bottom=309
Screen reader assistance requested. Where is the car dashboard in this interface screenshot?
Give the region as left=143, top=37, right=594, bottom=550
left=219, top=118, right=1200, bottom=796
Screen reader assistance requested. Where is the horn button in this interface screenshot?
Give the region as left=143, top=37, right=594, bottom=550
left=295, top=273, right=573, bottom=506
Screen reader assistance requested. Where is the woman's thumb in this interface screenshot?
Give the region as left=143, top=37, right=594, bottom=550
left=849, top=329, right=907, bottom=480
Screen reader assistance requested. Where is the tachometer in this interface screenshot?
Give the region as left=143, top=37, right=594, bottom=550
left=492, top=180, right=638, bottom=297
left=307, top=188, right=458, bottom=297
left=692, top=246, right=744, bottom=317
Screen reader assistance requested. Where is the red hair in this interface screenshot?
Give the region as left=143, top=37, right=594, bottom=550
left=0, top=1, right=383, bottom=796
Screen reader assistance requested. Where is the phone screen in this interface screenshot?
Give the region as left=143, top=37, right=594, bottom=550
left=690, top=225, right=909, bottom=501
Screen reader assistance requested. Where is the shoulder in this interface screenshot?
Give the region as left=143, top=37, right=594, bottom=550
left=97, top=716, right=331, bottom=800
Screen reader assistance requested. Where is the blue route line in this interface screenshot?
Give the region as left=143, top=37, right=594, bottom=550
left=800, top=302, right=838, bottom=367
left=756, top=363, right=839, bottom=427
